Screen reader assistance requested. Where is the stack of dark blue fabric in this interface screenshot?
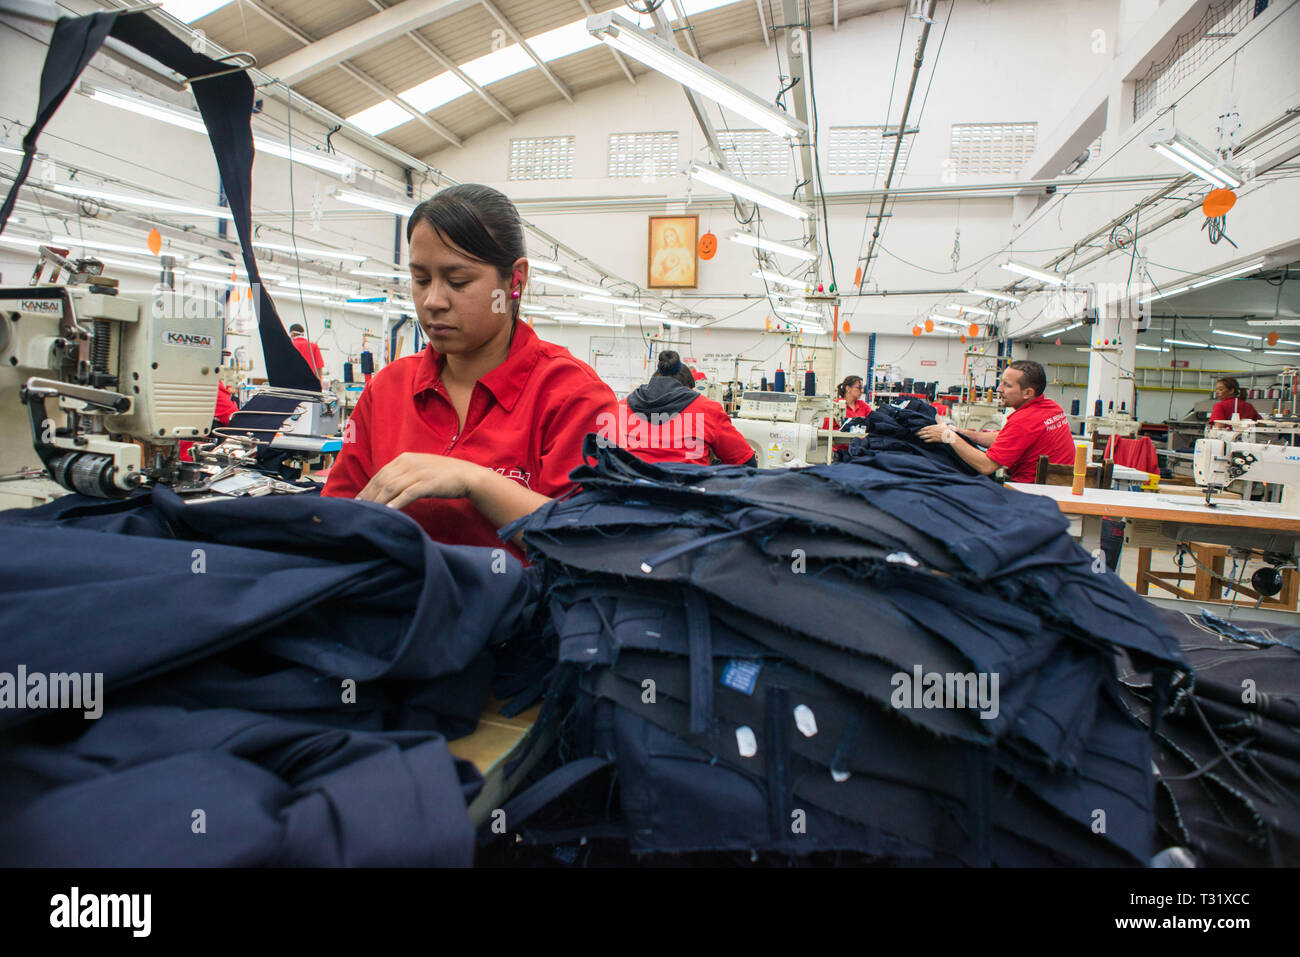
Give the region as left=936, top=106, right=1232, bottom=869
left=1119, top=607, right=1300, bottom=866
left=835, top=396, right=979, bottom=475
left=0, top=488, right=540, bottom=866
left=493, top=437, right=1187, bottom=865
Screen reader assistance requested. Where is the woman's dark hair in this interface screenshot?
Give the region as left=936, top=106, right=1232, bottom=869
left=837, top=375, right=863, bottom=399
left=407, top=184, right=526, bottom=317
left=654, top=350, right=696, bottom=389
left=1217, top=376, right=1241, bottom=397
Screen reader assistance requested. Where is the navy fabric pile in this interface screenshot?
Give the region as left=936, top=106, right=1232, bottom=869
left=834, top=397, right=980, bottom=475
left=492, top=437, right=1187, bottom=865
left=1118, top=607, right=1300, bottom=866
left=0, top=488, right=540, bottom=866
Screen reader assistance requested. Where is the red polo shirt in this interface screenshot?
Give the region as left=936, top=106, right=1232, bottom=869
left=1210, top=397, right=1260, bottom=422
left=842, top=398, right=870, bottom=421
left=986, top=395, right=1076, bottom=483
left=292, top=335, right=324, bottom=375
left=322, top=322, right=616, bottom=557
left=610, top=394, right=755, bottom=465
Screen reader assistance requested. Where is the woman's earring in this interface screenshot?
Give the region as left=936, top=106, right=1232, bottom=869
left=511, top=287, right=520, bottom=299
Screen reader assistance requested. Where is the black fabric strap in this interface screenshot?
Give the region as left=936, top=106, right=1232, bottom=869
left=684, top=589, right=714, bottom=736
left=0, top=11, right=318, bottom=391
left=480, top=754, right=613, bottom=844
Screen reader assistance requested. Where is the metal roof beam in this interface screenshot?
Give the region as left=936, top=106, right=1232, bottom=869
left=479, top=0, right=574, bottom=103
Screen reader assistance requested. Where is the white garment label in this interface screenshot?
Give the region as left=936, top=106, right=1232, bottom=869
left=793, top=704, right=818, bottom=737
left=735, top=725, right=757, bottom=758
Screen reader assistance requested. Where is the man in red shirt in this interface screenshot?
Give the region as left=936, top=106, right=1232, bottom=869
left=916, top=360, right=1076, bottom=481
left=322, top=184, right=616, bottom=560
left=289, top=323, right=324, bottom=377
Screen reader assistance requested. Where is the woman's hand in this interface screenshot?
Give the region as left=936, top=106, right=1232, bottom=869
left=357, top=453, right=480, bottom=510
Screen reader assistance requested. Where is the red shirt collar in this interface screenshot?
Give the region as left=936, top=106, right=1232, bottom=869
left=410, top=320, right=542, bottom=413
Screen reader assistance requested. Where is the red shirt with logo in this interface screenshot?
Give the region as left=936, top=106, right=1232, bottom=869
left=611, top=394, right=755, bottom=465
left=321, top=322, right=616, bottom=558
left=986, top=395, right=1077, bottom=482
left=292, top=335, right=324, bottom=375
left=1210, top=397, right=1260, bottom=422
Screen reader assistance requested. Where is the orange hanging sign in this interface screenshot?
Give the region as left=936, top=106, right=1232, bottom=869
left=1202, top=188, right=1236, bottom=219
left=147, top=228, right=162, bottom=255
left=698, top=232, right=717, bottom=260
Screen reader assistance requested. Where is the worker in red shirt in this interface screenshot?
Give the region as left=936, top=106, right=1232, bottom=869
left=916, top=360, right=1076, bottom=482
left=1210, top=376, right=1260, bottom=423
left=321, top=184, right=617, bottom=559
left=605, top=351, right=755, bottom=466
left=837, top=375, right=870, bottom=421
left=288, top=323, right=324, bottom=377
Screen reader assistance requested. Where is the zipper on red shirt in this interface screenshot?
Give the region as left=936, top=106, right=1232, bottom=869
left=446, top=433, right=459, bottom=452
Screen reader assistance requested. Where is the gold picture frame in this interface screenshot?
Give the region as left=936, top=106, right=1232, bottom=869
left=647, top=215, right=699, bottom=289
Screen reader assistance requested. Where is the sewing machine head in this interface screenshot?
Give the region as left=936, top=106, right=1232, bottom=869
left=1193, top=436, right=1300, bottom=509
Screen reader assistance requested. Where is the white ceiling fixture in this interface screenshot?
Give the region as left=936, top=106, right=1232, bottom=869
left=688, top=163, right=811, bottom=220
left=945, top=303, right=995, bottom=317
left=83, top=85, right=357, bottom=179
left=928, top=315, right=968, bottom=327
left=252, top=240, right=367, bottom=263
left=331, top=188, right=412, bottom=217
left=1146, top=127, right=1242, bottom=189
left=190, top=260, right=289, bottom=283
left=1040, top=322, right=1083, bottom=337
left=528, top=259, right=566, bottom=273
left=94, top=256, right=189, bottom=277
left=1246, top=319, right=1300, bottom=327
left=575, top=317, right=626, bottom=327
left=1134, top=344, right=1167, bottom=352
left=968, top=288, right=1021, bottom=304
left=1141, top=260, right=1266, bottom=303
left=587, top=12, right=806, bottom=140
left=752, top=268, right=808, bottom=290
left=580, top=293, right=631, bottom=305
left=1264, top=350, right=1300, bottom=357
left=729, top=232, right=817, bottom=262
left=279, top=279, right=359, bottom=295
left=52, top=234, right=186, bottom=260
left=530, top=274, right=614, bottom=297
left=616, top=306, right=664, bottom=317
left=51, top=183, right=234, bottom=221
left=1210, top=343, right=1252, bottom=353
left=1001, top=261, right=1069, bottom=286
left=350, top=267, right=408, bottom=279
left=659, top=317, right=700, bottom=328
left=1211, top=329, right=1263, bottom=341
left=1163, top=338, right=1208, bottom=348
left=775, top=303, right=823, bottom=318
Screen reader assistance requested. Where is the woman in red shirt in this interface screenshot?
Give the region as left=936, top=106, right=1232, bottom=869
left=1210, top=377, right=1260, bottom=423
left=322, top=184, right=617, bottom=558
left=606, top=351, right=756, bottom=466
left=837, top=375, right=870, bottom=422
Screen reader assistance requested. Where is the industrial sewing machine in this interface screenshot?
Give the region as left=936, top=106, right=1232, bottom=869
left=731, top=389, right=831, bottom=466
left=1193, top=433, right=1300, bottom=509
left=0, top=246, right=338, bottom=507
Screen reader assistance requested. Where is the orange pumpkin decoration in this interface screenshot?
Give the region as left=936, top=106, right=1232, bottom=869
left=924, top=318, right=934, bottom=333
left=842, top=320, right=851, bottom=334
left=969, top=323, right=979, bottom=338
left=147, top=228, right=162, bottom=255
left=911, top=326, right=922, bottom=337
left=854, top=266, right=863, bottom=287
left=1267, top=331, right=1280, bottom=346
left=698, top=232, right=717, bottom=260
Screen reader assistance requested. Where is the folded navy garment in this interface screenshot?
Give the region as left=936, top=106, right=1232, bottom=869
left=485, top=438, right=1188, bottom=865
left=0, top=487, right=542, bottom=865
left=835, top=397, right=979, bottom=475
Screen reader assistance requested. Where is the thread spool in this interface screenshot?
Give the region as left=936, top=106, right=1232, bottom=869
left=343, top=362, right=354, bottom=383
left=804, top=370, right=816, bottom=396
left=1094, top=399, right=1103, bottom=416
left=760, top=376, right=768, bottom=392
left=1071, top=443, right=1088, bottom=496
left=1070, top=398, right=1080, bottom=416
left=774, top=368, right=786, bottom=393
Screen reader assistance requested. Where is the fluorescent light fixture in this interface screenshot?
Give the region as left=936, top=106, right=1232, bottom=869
left=575, top=318, right=625, bottom=327
left=659, top=317, right=700, bottom=328
left=1040, top=322, right=1083, bottom=337
left=945, top=303, right=995, bottom=317
left=548, top=312, right=583, bottom=319
left=775, top=304, right=823, bottom=318
left=1146, top=128, right=1241, bottom=189
left=1001, top=261, right=1069, bottom=285
left=51, top=183, right=234, bottom=220
left=55, top=234, right=187, bottom=260
left=84, top=85, right=356, bottom=177
left=927, top=315, right=967, bottom=327
left=1247, top=319, right=1300, bottom=327
left=1211, top=329, right=1263, bottom=341
left=1188, top=259, right=1266, bottom=289
left=1211, top=343, right=1252, bottom=353
left=587, top=12, right=806, bottom=140
left=279, top=279, right=358, bottom=295
left=521, top=303, right=554, bottom=312
left=0, top=145, right=26, bottom=156
left=331, top=188, right=412, bottom=217
left=752, top=269, right=806, bottom=289
left=688, top=163, right=811, bottom=220
left=252, top=240, right=367, bottom=263
left=729, top=232, right=817, bottom=262
left=528, top=259, right=565, bottom=273
left=968, top=288, right=1021, bottom=304
left=1134, top=345, right=1167, bottom=352
left=616, top=306, right=663, bottom=316
left=350, top=267, right=408, bottom=279
left=190, top=260, right=288, bottom=282
left=94, top=256, right=188, bottom=277
left=1278, top=339, right=1300, bottom=347
left=1163, top=338, right=1207, bottom=348
left=530, top=274, right=614, bottom=296
left=1138, top=284, right=1190, bottom=304
left=0, top=236, right=43, bottom=249
left=1265, top=351, right=1300, bottom=357
left=580, top=294, right=629, bottom=305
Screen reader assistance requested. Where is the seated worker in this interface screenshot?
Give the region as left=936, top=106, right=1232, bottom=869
left=289, top=323, right=325, bottom=377
left=837, top=375, right=870, bottom=421
left=322, top=184, right=617, bottom=559
left=1210, top=376, right=1260, bottom=422
left=916, top=359, right=1075, bottom=481
left=607, top=351, right=756, bottom=466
